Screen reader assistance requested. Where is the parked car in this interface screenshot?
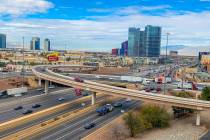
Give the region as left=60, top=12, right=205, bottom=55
left=84, top=122, right=96, bottom=129
left=22, top=110, right=33, bottom=115
left=14, top=106, right=23, bottom=110
left=32, top=104, right=41, bottom=108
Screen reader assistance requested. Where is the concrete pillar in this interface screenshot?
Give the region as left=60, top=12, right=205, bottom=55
left=91, top=92, right=96, bottom=105
left=38, top=78, right=42, bottom=86
left=196, top=111, right=201, bottom=126
left=44, top=80, right=49, bottom=94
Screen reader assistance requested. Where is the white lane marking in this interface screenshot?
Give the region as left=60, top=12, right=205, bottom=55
left=0, top=89, right=73, bottom=114
left=41, top=113, right=97, bottom=140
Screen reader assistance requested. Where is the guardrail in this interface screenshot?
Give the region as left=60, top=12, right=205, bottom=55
left=32, top=65, right=210, bottom=110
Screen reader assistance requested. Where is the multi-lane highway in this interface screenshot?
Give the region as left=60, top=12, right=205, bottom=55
left=0, top=88, right=78, bottom=122
left=0, top=94, right=110, bottom=139
left=30, top=99, right=139, bottom=140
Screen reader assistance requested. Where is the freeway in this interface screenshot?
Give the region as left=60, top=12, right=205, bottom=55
left=0, top=88, right=79, bottom=122
left=0, top=94, right=109, bottom=139
left=30, top=99, right=139, bottom=140
left=32, top=65, right=210, bottom=110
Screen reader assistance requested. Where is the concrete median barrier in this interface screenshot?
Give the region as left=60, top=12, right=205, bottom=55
left=0, top=94, right=102, bottom=133
left=1, top=96, right=119, bottom=140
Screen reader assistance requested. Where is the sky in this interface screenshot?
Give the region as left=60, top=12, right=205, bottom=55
left=0, top=0, right=210, bottom=55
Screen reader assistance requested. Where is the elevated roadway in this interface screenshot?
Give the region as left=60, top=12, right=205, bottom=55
left=32, top=65, right=210, bottom=125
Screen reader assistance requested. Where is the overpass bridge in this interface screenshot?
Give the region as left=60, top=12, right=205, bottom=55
left=32, top=65, right=210, bottom=126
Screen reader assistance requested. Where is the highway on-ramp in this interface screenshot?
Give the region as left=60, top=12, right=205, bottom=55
left=32, top=65, right=210, bottom=110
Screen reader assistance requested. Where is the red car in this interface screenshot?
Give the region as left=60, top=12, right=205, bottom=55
left=145, top=89, right=151, bottom=92
left=156, top=87, right=161, bottom=92
left=74, top=77, right=84, bottom=83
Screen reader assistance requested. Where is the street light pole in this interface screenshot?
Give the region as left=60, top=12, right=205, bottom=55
left=164, top=33, right=170, bottom=95
left=22, top=37, right=25, bottom=87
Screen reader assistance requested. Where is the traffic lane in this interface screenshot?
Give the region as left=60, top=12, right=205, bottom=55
left=0, top=95, right=109, bottom=138
left=0, top=88, right=73, bottom=113
left=0, top=86, right=67, bottom=103
left=200, top=131, right=210, bottom=140
left=65, top=101, right=139, bottom=140
left=0, top=90, right=78, bottom=122
left=33, top=100, right=139, bottom=140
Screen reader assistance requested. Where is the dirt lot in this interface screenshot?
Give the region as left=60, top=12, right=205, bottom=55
left=0, top=76, right=39, bottom=90
left=83, top=105, right=209, bottom=140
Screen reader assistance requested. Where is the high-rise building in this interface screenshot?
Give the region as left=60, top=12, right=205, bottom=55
left=128, top=27, right=140, bottom=56
left=144, top=25, right=161, bottom=57
left=30, top=37, right=40, bottom=50
left=0, top=34, right=6, bottom=49
left=127, top=25, right=161, bottom=57
left=121, top=41, right=128, bottom=56
left=112, top=48, right=119, bottom=56
left=44, top=38, right=50, bottom=51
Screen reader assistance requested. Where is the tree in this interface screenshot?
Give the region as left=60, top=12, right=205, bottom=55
left=200, top=87, right=210, bottom=101
left=123, top=111, right=143, bottom=137
left=141, top=106, right=170, bottom=128
left=175, top=91, right=193, bottom=98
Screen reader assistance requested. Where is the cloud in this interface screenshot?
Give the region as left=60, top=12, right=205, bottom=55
left=0, top=0, right=54, bottom=17
left=0, top=5, right=210, bottom=55
left=87, top=5, right=171, bottom=15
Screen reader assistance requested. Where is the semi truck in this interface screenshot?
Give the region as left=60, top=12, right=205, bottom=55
left=6, top=87, right=28, bottom=96
left=96, top=104, right=114, bottom=115
left=120, top=76, right=142, bottom=83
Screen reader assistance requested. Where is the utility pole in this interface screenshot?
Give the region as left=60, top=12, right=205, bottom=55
left=22, top=37, right=25, bottom=87
left=164, top=33, right=170, bottom=95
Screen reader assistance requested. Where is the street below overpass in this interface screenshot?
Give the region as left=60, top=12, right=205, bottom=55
left=0, top=88, right=77, bottom=122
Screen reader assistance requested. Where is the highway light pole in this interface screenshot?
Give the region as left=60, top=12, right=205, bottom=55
left=164, top=33, right=170, bottom=95
left=22, top=37, right=25, bottom=87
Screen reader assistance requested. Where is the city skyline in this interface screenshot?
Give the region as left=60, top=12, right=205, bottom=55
left=0, top=0, right=210, bottom=55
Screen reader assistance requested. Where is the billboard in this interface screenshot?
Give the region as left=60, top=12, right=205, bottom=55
left=47, top=52, right=59, bottom=62
left=48, top=56, right=59, bottom=61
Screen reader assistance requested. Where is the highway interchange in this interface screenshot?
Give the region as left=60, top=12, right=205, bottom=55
left=0, top=64, right=209, bottom=139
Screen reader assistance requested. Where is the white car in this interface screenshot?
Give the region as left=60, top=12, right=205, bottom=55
left=58, top=97, right=65, bottom=101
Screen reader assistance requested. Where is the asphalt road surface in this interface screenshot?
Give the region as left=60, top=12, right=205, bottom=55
left=0, top=95, right=109, bottom=139
left=0, top=88, right=77, bottom=122
left=31, top=100, right=140, bottom=140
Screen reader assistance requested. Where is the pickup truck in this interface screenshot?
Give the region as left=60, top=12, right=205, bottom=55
left=96, top=104, right=113, bottom=116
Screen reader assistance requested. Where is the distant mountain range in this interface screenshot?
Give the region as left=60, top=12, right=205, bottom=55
left=161, top=45, right=210, bottom=56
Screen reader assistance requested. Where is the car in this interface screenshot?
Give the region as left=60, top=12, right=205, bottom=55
left=36, top=88, right=43, bottom=91
left=156, top=87, right=161, bottom=92
left=126, top=98, right=132, bottom=102
left=84, top=123, right=96, bottom=129
left=14, top=106, right=23, bottom=110
left=49, top=85, right=55, bottom=89
left=58, top=97, right=65, bottom=101
left=113, top=102, right=123, bottom=107
left=32, top=104, right=41, bottom=108
left=82, top=92, right=89, bottom=96
left=22, top=110, right=33, bottom=115
left=145, top=89, right=151, bottom=92
left=74, top=77, right=84, bottom=83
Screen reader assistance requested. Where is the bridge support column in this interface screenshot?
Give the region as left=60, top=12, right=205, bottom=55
left=44, top=80, right=49, bottom=94
left=196, top=111, right=201, bottom=126
left=38, top=78, right=42, bottom=86
left=91, top=92, right=96, bottom=105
